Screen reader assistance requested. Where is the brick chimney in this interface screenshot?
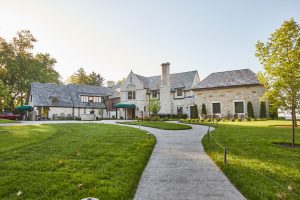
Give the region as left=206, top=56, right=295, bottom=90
left=106, top=81, right=115, bottom=87
left=161, top=62, right=170, bottom=86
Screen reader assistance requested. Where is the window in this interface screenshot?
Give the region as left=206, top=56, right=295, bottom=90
left=130, top=77, right=132, bottom=83
left=152, top=91, right=157, bottom=98
left=30, top=95, right=32, bottom=102
left=88, top=96, right=93, bottom=102
left=144, top=106, right=146, bottom=112
left=212, top=102, right=221, bottom=114
left=93, top=96, right=102, bottom=103
left=128, top=91, right=136, bottom=100
left=177, top=107, right=183, bottom=114
left=80, top=96, right=88, bottom=102
left=177, top=89, right=183, bottom=97
left=234, top=101, right=244, bottom=114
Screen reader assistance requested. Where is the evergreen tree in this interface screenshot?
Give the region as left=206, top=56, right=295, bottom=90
left=247, top=101, right=255, bottom=118
left=260, top=101, right=267, bottom=118
left=201, top=103, right=207, bottom=116
left=191, top=105, right=199, bottom=119
left=269, top=104, right=278, bottom=120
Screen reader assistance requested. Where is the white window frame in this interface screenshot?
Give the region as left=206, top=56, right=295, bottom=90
left=176, top=89, right=183, bottom=97
left=211, top=101, right=222, bottom=114
left=233, top=100, right=246, bottom=114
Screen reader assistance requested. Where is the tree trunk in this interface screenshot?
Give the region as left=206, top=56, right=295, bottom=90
left=291, top=109, right=295, bottom=147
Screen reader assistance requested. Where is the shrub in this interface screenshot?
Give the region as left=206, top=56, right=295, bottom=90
left=252, top=118, right=257, bottom=121
left=247, top=101, right=255, bottom=118
left=260, top=101, right=267, bottom=118
left=221, top=118, right=227, bottom=122
left=230, top=118, right=235, bottom=122
left=246, top=118, right=251, bottom=121
left=269, top=104, right=278, bottom=120
left=152, top=116, right=160, bottom=121
left=205, top=118, right=211, bottom=123
left=191, top=105, right=199, bottom=119
left=201, top=103, right=207, bottom=116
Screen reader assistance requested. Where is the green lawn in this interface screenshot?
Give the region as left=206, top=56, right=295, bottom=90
left=122, top=121, right=192, bottom=130
left=0, top=124, right=156, bottom=200
left=0, top=119, right=17, bottom=123
left=189, top=120, right=300, bottom=200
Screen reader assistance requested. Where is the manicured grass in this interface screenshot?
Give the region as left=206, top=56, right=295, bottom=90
left=0, top=119, right=17, bottom=123
left=122, top=121, right=192, bottom=130
left=190, top=120, right=300, bottom=200
left=0, top=124, right=155, bottom=200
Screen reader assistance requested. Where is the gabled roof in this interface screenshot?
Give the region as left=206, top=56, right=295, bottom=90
left=30, top=83, right=115, bottom=108
left=193, top=69, right=260, bottom=90
left=134, top=70, right=198, bottom=91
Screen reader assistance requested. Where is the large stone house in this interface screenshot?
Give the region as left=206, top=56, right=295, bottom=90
left=29, top=82, right=120, bottom=120
left=118, top=63, right=200, bottom=119
left=29, top=63, right=267, bottom=120
left=192, top=69, right=267, bottom=118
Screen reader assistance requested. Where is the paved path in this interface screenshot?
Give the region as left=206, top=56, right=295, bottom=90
left=130, top=123, right=245, bottom=200
left=0, top=120, right=245, bottom=199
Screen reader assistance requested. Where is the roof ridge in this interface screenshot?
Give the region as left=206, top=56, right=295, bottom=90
left=210, top=68, right=251, bottom=74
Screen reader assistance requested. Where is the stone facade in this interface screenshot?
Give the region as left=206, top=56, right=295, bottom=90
left=194, top=85, right=267, bottom=118
left=119, top=63, right=200, bottom=119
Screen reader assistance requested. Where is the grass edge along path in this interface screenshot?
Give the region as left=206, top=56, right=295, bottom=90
left=0, top=119, right=17, bottom=123
left=122, top=121, right=192, bottom=130
left=0, top=123, right=156, bottom=200
left=184, top=120, right=300, bottom=200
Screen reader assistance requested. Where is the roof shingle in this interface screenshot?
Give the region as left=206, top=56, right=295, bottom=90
left=193, top=69, right=260, bottom=90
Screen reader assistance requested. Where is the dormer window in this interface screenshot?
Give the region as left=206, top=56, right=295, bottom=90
left=177, top=89, right=183, bottom=97
left=80, top=96, right=102, bottom=103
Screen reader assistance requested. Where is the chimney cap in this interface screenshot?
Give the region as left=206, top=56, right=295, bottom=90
left=161, top=62, right=170, bottom=66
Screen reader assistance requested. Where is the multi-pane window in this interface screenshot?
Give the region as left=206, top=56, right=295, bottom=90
left=234, top=101, right=244, bottom=114
left=128, top=91, right=136, bottom=100
left=212, top=102, right=221, bottom=114
left=80, top=96, right=102, bottom=103
left=177, top=107, right=183, bottom=114
left=94, top=96, right=102, bottom=102
left=80, top=96, right=88, bottom=102
left=177, top=89, right=183, bottom=97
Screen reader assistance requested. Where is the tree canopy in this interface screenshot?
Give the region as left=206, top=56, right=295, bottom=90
left=148, top=98, right=161, bottom=115
left=256, top=18, right=300, bottom=146
left=67, top=67, right=104, bottom=86
left=0, top=30, right=60, bottom=111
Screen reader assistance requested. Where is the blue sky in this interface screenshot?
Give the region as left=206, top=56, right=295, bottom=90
left=0, top=0, right=299, bottom=83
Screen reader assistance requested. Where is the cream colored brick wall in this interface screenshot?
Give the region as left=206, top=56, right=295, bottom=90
left=194, top=85, right=267, bottom=118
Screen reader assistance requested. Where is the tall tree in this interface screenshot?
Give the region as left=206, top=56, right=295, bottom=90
left=256, top=18, right=300, bottom=146
left=67, top=68, right=104, bottom=86
left=87, top=71, right=104, bottom=86
left=0, top=30, right=60, bottom=109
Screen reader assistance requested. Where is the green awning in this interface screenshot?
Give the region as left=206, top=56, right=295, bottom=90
left=114, top=103, right=136, bottom=109
left=16, top=105, right=33, bottom=111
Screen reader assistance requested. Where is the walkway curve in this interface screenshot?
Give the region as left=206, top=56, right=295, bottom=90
left=128, top=123, right=246, bottom=200
left=0, top=120, right=245, bottom=199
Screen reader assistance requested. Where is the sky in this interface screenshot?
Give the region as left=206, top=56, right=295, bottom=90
left=0, top=0, right=299, bottom=83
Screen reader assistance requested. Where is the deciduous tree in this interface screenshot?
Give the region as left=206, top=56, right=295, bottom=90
left=256, top=18, right=300, bottom=146
left=148, top=98, right=160, bottom=115
left=0, top=30, right=60, bottom=110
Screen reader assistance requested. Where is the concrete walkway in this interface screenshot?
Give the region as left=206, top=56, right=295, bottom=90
left=131, top=124, right=245, bottom=200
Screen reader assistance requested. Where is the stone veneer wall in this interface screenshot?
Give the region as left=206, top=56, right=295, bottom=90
left=194, top=85, right=268, bottom=118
